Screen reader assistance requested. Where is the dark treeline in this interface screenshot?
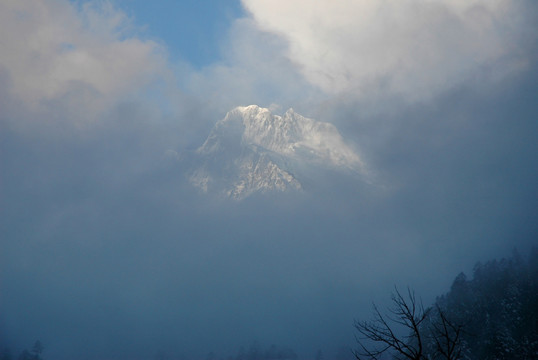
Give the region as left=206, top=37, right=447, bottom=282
left=424, top=248, right=538, bottom=359
left=202, top=343, right=355, bottom=360
left=2, top=249, right=537, bottom=360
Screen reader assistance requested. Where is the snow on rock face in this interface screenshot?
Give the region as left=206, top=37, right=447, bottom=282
left=191, top=105, right=364, bottom=200
left=201, top=105, right=362, bottom=169
left=227, top=151, right=302, bottom=200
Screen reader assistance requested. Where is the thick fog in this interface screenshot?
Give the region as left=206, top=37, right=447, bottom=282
left=1, top=1, right=537, bottom=359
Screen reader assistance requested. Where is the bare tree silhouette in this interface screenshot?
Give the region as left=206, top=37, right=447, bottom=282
left=354, top=287, right=463, bottom=360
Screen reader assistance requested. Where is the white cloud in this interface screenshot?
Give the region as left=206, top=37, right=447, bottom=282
left=183, top=18, right=322, bottom=116
left=0, top=0, right=167, bottom=125
left=241, top=0, right=534, bottom=101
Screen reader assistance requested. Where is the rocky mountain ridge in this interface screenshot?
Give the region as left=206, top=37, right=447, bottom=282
left=189, top=105, right=364, bottom=200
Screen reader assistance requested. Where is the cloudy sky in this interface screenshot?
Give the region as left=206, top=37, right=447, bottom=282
left=1, top=1, right=537, bottom=359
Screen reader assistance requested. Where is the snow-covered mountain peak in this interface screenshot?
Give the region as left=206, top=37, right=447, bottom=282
left=200, top=105, right=363, bottom=170
left=191, top=105, right=365, bottom=200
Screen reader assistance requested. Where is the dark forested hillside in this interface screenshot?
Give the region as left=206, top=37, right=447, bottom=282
left=426, top=248, right=538, bottom=359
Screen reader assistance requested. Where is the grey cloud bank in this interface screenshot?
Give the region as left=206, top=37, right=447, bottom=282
left=1, top=1, right=537, bottom=359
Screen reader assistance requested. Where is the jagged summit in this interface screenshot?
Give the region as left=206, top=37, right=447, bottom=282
left=199, top=105, right=362, bottom=169
left=190, top=105, right=365, bottom=200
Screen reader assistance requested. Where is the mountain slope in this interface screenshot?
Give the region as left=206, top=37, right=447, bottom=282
left=190, top=105, right=364, bottom=200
